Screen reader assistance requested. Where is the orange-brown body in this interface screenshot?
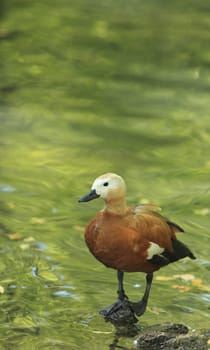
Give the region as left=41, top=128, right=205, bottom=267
left=85, top=206, right=179, bottom=273
left=79, top=173, right=195, bottom=319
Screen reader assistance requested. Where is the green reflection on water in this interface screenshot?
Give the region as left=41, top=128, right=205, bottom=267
left=1, top=0, right=210, bottom=349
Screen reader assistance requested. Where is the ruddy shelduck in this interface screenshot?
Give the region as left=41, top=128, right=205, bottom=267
left=79, top=173, right=195, bottom=318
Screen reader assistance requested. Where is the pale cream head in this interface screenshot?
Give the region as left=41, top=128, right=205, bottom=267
left=91, top=173, right=126, bottom=202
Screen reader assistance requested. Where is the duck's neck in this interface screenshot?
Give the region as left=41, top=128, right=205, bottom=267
left=104, top=197, right=127, bottom=216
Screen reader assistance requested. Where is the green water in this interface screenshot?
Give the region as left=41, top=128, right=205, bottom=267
left=1, top=0, right=210, bottom=348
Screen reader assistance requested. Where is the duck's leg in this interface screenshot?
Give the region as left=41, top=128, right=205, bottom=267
left=117, top=270, right=128, bottom=301
left=129, top=273, right=153, bottom=316
left=99, top=270, right=129, bottom=318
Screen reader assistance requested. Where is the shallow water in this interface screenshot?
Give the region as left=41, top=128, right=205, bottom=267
left=1, top=0, right=210, bottom=348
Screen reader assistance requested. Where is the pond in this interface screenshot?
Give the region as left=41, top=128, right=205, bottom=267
left=0, top=0, right=210, bottom=348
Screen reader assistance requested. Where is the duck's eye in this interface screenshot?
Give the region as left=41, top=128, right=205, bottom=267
left=103, top=182, right=109, bottom=187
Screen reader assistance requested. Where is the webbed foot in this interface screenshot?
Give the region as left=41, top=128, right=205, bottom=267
left=129, top=299, right=147, bottom=317
left=99, top=298, right=138, bottom=325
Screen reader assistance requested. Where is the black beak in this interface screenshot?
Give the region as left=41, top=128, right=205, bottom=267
left=78, top=189, right=100, bottom=202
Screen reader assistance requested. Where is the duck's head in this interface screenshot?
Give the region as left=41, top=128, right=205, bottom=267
left=79, top=173, right=126, bottom=203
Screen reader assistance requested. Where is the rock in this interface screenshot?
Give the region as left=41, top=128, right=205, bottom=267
left=134, top=323, right=210, bottom=350
left=99, top=299, right=139, bottom=336
left=99, top=302, right=210, bottom=348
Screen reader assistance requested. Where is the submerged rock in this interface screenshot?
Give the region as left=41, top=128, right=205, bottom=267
left=99, top=301, right=210, bottom=348
left=134, top=323, right=210, bottom=350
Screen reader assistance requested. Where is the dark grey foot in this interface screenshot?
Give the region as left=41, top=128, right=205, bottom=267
left=99, top=299, right=127, bottom=319
left=99, top=299, right=138, bottom=326
left=129, top=299, right=147, bottom=317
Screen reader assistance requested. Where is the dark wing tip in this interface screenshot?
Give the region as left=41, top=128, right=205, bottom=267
left=189, top=252, right=196, bottom=260
left=167, top=220, right=185, bottom=233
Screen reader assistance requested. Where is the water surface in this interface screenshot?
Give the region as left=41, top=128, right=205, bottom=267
left=1, top=0, right=210, bottom=349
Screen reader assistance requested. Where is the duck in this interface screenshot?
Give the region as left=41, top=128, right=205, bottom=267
left=79, top=173, right=195, bottom=319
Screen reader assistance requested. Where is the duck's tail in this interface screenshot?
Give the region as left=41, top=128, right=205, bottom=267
left=148, top=238, right=196, bottom=268
left=164, top=239, right=196, bottom=263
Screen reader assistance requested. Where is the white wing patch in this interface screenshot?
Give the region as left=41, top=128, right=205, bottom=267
left=147, top=242, right=164, bottom=259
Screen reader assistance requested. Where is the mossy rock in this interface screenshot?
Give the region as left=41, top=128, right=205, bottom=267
left=134, top=323, right=210, bottom=350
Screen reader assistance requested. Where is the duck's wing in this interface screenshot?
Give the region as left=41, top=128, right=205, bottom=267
left=134, top=205, right=184, bottom=234
left=132, top=207, right=175, bottom=250
left=132, top=206, right=195, bottom=265
left=166, top=220, right=184, bottom=233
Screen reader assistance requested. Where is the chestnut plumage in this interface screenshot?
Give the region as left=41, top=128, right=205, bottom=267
left=79, top=173, right=195, bottom=318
